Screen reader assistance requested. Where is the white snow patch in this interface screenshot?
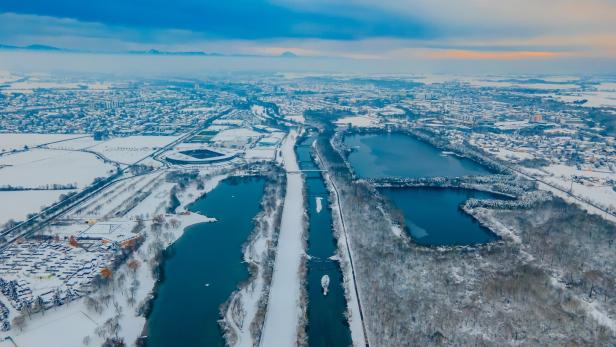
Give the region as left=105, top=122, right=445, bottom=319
left=0, top=190, right=74, bottom=225
left=0, top=133, right=85, bottom=153
left=315, top=197, right=323, bottom=213
left=89, top=136, right=179, bottom=165
left=0, top=148, right=115, bottom=188
left=335, top=116, right=376, bottom=128
left=260, top=129, right=305, bottom=346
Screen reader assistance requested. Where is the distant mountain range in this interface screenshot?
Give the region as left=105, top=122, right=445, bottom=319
left=127, top=49, right=223, bottom=56
left=0, top=44, right=300, bottom=58
left=0, top=44, right=63, bottom=51
left=279, top=51, right=297, bottom=58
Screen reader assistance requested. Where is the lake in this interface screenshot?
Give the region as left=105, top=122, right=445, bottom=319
left=146, top=176, right=265, bottom=347
left=381, top=187, right=500, bottom=246
left=345, top=132, right=501, bottom=246
left=344, top=132, right=490, bottom=179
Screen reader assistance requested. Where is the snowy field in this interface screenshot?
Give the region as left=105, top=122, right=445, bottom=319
left=0, top=133, right=85, bottom=153
left=542, top=164, right=616, bottom=211
left=490, top=147, right=534, bottom=162
left=285, top=114, right=305, bottom=123
left=212, top=128, right=262, bottom=147
left=2, top=78, right=115, bottom=95
left=550, top=91, right=616, bottom=107
left=88, top=136, right=179, bottom=165
left=335, top=115, right=378, bottom=128
left=0, top=148, right=115, bottom=188
left=245, top=148, right=277, bottom=160
left=519, top=165, right=616, bottom=223
left=47, top=136, right=101, bottom=151
left=0, top=190, right=73, bottom=225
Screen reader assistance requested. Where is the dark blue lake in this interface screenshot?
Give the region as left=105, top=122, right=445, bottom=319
left=344, top=132, right=501, bottom=246
left=381, top=187, right=500, bottom=246
left=146, top=176, right=265, bottom=347
left=344, top=133, right=490, bottom=178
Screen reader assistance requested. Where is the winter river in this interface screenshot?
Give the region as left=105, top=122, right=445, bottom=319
left=146, top=176, right=265, bottom=347
left=296, top=133, right=353, bottom=347
left=345, top=132, right=499, bottom=246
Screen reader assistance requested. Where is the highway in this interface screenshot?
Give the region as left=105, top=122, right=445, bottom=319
left=0, top=114, right=221, bottom=248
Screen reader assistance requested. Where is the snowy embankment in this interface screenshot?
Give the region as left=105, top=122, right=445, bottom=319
left=2, top=171, right=227, bottom=347
left=260, top=129, right=306, bottom=347
left=314, top=142, right=367, bottom=347
left=221, top=172, right=284, bottom=347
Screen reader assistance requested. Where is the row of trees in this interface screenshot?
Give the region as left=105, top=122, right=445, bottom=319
left=307, top=112, right=616, bottom=345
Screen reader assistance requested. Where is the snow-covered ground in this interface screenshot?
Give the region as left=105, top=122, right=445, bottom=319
left=260, top=129, right=305, bottom=346
left=47, top=136, right=101, bottom=151
left=285, top=114, right=305, bottom=124
left=212, top=128, right=262, bottom=148
left=0, top=148, right=115, bottom=188
left=335, top=115, right=378, bottom=128
left=0, top=170, right=226, bottom=347
left=544, top=83, right=616, bottom=107
left=517, top=164, right=616, bottom=224
left=526, top=164, right=616, bottom=212
left=244, top=148, right=277, bottom=160
left=2, top=79, right=114, bottom=94
left=0, top=134, right=85, bottom=153
left=88, top=136, right=179, bottom=165
left=0, top=190, right=74, bottom=225
left=490, top=147, right=534, bottom=162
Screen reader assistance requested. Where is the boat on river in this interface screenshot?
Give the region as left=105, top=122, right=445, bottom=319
left=321, top=275, right=330, bottom=295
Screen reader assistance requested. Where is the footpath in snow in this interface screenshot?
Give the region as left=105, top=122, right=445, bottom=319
left=260, top=129, right=305, bottom=346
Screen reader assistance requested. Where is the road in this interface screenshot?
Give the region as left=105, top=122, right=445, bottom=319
left=0, top=114, right=222, bottom=247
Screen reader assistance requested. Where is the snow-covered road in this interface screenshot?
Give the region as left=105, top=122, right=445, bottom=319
left=260, top=129, right=305, bottom=346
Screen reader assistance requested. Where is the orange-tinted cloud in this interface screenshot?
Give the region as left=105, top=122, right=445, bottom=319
left=430, top=50, right=563, bottom=60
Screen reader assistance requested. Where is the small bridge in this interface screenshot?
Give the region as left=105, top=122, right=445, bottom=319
left=287, top=169, right=327, bottom=174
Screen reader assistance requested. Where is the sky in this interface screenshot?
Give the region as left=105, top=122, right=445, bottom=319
left=0, top=0, right=615, bottom=73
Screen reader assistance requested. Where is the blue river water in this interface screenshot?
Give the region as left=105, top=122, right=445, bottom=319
left=146, top=176, right=265, bottom=347
left=297, top=134, right=353, bottom=347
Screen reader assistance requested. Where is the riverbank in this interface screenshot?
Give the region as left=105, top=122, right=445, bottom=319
left=310, top=114, right=616, bottom=345
left=1, top=169, right=227, bottom=346
left=146, top=175, right=267, bottom=347
left=220, top=168, right=286, bottom=347
left=313, top=132, right=368, bottom=347
left=297, top=133, right=353, bottom=347
left=260, top=129, right=307, bottom=346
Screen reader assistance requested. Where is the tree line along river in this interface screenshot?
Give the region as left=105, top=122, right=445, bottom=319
left=146, top=130, right=503, bottom=347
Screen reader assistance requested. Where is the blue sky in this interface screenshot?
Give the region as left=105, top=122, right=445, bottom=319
left=0, top=0, right=615, bottom=65
left=0, top=0, right=431, bottom=40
